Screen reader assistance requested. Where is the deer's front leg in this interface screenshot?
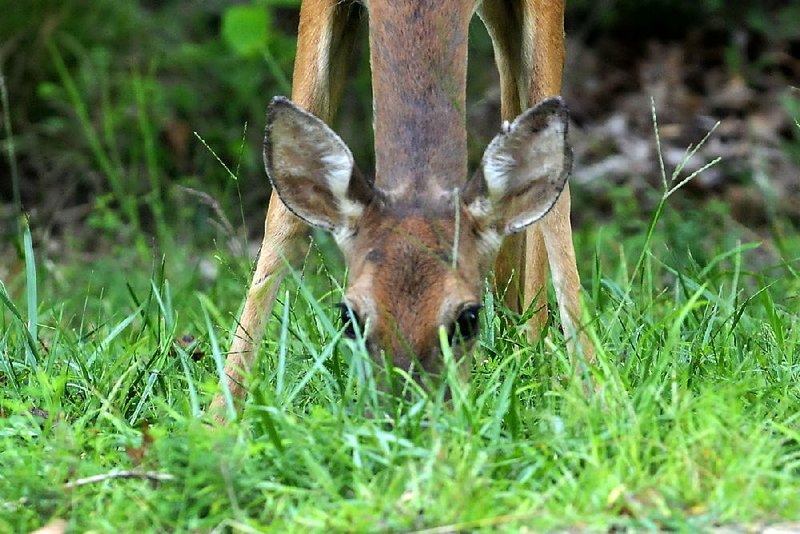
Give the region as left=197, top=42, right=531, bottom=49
left=210, top=194, right=304, bottom=422
left=481, top=0, right=592, bottom=360
left=479, top=1, right=551, bottom=332
left=211, top=0, right=361, bottom=423
left=520, top=0, right=592, bottom=360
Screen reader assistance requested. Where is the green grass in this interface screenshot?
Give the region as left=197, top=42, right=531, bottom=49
left=3, top=3, right=800, bottom=531
left=2, top=70, right=800, bottom=529
left=2, top=172, right=799, bottom=532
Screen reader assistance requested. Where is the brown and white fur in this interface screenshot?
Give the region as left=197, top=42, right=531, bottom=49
left=211, top=0, right=591, bottom=420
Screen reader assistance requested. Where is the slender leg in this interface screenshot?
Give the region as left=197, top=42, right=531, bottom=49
left=480, top=0, right=591, bottom=358
left=521, top=0, right=592, bottom=359
left=211, top=0, right=362, bottom=422
left=523, top=225, right=549, bottom=333
left=479, top=1, right=549, bottom=329
left=210, top=195, right=304, bottom=421
left=478, top=2, right=531, bottom=316
left=538, top=183, right=589, bottom=357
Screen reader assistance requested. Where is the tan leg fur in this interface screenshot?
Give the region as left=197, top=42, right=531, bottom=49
left=211, top=0, right=361, bottom=422
left=481, top=0, right=593, bottom=359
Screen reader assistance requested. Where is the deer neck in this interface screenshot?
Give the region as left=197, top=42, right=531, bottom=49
left=368, top=0, right=472, bottom=202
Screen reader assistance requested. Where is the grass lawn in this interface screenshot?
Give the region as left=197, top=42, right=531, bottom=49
left=2, top=1, right=799, bottom=530
left=2, top=161, right=799, bottom=532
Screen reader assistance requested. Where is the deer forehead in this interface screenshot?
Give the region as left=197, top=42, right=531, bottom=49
left=348, top=210, right=482, bottom=280
left=344, top=211, right=483, bottom=328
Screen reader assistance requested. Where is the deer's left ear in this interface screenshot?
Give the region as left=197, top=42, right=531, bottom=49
left=462, top=97, right=571, bottom=235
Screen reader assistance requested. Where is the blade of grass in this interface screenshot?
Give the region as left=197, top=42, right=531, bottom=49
left=203, top=301, right=236, bottom=422
left=175, top=343, right=201, bottom=417
left=0, top=282, right=40, bottom=371
left=276, top=290, right=290, bottom=399
left=129, top=369, right=159, bottom=424
left=150, top=279, right=174, bottom=332
left=438, top=326, right=473, bottom=428
left=86, top=304, right=145, bottom=368
left=0, top=328, right=20, bottom=392
left=23, top=221, right=38, bottom=373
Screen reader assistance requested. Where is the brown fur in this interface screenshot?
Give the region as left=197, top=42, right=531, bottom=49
left=211, top=0, right=592, bottom=423
left=369, top=1, right=472, bottom=197
left=343, top=201, right=487, bottom=376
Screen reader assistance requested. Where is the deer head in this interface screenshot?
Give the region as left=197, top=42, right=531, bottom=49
left=264, top=95, right=571, bottom=380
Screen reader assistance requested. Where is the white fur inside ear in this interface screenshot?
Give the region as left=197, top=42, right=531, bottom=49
left=321, top=151, right=362, bottom=220
left=482, top=145, right=513, bottom=199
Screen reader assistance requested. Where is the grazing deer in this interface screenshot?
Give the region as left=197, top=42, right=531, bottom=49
left=211, top=0, right=590, bottom=419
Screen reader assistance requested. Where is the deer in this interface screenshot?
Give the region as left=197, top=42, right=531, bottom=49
left=210, top=0, right=591, bottom=420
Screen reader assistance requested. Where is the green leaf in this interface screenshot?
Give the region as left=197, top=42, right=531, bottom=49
left=221, top=5, right=269, bottom=57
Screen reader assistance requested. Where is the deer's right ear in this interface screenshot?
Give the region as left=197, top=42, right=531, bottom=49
left=264, top=96, right=374, bottom=236
left=462, top=97, right=571, bottom=236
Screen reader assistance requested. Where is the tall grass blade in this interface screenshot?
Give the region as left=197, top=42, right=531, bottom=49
left=150, top=279, right=174, bottom=332
left=276, top=290, right=290, bottom=399
left=176, top=343, right=201, bottom=417
left=23, top=222, right=38, bottom=372
left=130, top=369, right=159, bottom=424
left=203, top=303, right=236, bottom=422
left=0, top=328, right=20, bottom=392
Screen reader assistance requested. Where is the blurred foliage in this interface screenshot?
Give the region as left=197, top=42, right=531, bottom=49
left=222, top=5, right=271, bottom=57
left=0, top=0, right=798, bottom=248
left=1, top=0, right=301, bottom=244
left=567, top=0, right=800, bottom=41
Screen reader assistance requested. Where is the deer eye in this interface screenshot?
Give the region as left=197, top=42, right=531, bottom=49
left=449, top=304, right=482, bottom=344
left=335, top=302, right=362, bottom=340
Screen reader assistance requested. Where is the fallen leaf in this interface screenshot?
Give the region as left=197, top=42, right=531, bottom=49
left=125, top=421, right=154, bottom=465
left=175, top=334, right=204, bottom=361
